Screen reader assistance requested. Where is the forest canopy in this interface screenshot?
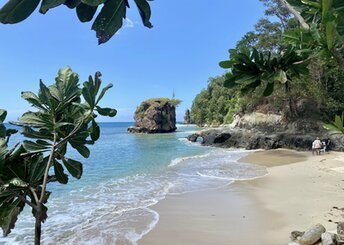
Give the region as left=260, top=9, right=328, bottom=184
left=189, top=0, right=344, bottom=126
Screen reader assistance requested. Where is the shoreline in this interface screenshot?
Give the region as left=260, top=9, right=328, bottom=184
left=140, top=149, right=344, bottom=245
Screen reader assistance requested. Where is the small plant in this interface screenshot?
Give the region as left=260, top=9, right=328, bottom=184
left=324, top=112, right=344, bottom=134
left=0, top=67, right=116, bottom=244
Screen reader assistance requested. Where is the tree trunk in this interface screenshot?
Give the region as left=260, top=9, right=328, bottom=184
left=34, top=203, right=42, bottom=245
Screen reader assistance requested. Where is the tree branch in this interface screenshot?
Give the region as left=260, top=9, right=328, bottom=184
left=39, top=133, right=56, bottom=203
left=279, top=0, right=310, bottom=30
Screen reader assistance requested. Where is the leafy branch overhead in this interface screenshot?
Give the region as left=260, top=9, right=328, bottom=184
left=0, top=0, right=153, bottom=44
left=0, top=67, right=116, bottom=244
left=219, top=46, right=309, bottom=96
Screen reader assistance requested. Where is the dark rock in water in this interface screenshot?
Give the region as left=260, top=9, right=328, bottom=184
left=128, top=98, right=178, bottom=134
left=187, top=133, right=200, bottom=142
left=214, top=133, right=231, bottom=144
left=299, top=223, right=325, bottom=245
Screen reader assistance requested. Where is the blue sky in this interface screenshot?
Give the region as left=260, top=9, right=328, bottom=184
left=0, top=0, right=265, bottom=122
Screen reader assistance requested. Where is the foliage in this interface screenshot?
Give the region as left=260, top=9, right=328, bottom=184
left=0, top=67, right=116, bottom=244
left=135, top=98, right=181, bottom=119
left=284, top=0, right=344, bottom=68
left=324, top=112, right=344, bottom=134
left=139, top=98, right=181, bottom=108
left=190, top=76, right=237, bottom=126
left=0, top=0, right=153, bottom=44
left=219, top=46, right=309, bottom=97
left=236, top=0, right=298, bottom=52
left=216, top=0, right=344, bottom=122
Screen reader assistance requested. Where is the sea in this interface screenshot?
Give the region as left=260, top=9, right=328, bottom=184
left=0, top=123, right=268, bottom=245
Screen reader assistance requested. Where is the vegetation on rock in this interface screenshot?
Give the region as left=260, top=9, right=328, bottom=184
left=128, top=98, right=180, bottom=133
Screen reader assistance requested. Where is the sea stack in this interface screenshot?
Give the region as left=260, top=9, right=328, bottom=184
left=128, top=98, right=180, bottom=133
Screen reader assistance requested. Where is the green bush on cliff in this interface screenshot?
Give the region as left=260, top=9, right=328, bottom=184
left=135, top=98, right=181, bottom=118
left=190, top=76, right=238, bottom=126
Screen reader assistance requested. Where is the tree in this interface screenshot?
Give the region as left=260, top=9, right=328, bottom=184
left=0, top=0, right=153, bottom=44
left=190, top=76, right=236, bottom=126
left=283, top=0, right=344, bottom=68
left=219, top=0, right=344, bottom=120
left=0, top=67, right=116, bottom=244
left=236, top=0, right=297, bottom=52
left=219, top=46, right=309, bottom=118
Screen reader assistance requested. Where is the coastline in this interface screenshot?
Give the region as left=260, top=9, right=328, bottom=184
left=140, top=149, right=344, bottom=245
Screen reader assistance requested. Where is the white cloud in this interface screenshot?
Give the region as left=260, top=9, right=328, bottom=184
left=124, top=18, right=135, bottom=28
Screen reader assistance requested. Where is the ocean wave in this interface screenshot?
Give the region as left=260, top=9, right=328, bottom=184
left=168, top=152, right=213, bottom=167
left=0, top=143, right=267, bottom=245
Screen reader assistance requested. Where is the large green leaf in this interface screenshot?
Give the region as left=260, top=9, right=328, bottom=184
left=0, top=110, right=7, bottom=123
left=90, top=119, right=100, bottom=141
left=134, top=0, right=153, bottom=28
left=28, top=154, right=46, bottom=183
left=15, top=112, right=48, bottom=128
left=232, top=74, right=260, bottom=85
left=55, top=67, right=80, bottom=101
left=23, top=140, right=51, bottom=152
left=219, top=60, right=232, bottom=69
left=96, top=106, right=117, bottom=117
left=0, top=0, right=40, bottom=24
left=62, top=158, right=82, bottom=179
left=0, top=125, right=6, bottom=139
left=95, top=83, right=113, bottom=105
left=40, top=0, right=66, bottom=14
left=334, top=115, right=344, bottom=131
left=263, top=82, right=275, bottom=96
left=326, top=20, right=336, bottom=50
left=21, top=92, right=45, bottom=110
left=76, top=3, right=98, bottom=22
left=72, top=144, right=90, bottom=158
left=0, top=199, right=24, bottom=236
left=322, top=0, right=333, bottom=20
left=53, top=161, right=68, bottom=184
left=81, top=0, right=107, bottom=6
left=21, top=127, right=54, bottom=141
left=64, top=0, right=81, bottom=8
left=91, top=0, right=127, bottom=44
left=82, top=79, right=96, bottom=108
left=6, top=129, right=18, bottom=138
left=38, top=80, right=54, bottom=108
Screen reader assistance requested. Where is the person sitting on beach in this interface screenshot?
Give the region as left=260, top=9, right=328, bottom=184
left=313, top=137, right=322, bottom=155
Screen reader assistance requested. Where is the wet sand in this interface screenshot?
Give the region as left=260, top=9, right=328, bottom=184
left=140, top=149, right=344, bottom=245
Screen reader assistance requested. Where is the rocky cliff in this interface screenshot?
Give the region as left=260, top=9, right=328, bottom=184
left=128, top=98, right=178, bottom=133
left=188, top=112, right=344, bottom=151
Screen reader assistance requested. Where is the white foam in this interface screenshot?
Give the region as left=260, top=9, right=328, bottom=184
left=168, top=152, right=213, bottom=167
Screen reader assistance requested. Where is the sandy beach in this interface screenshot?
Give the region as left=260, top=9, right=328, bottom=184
left=140, top=149, right=344, bottom=245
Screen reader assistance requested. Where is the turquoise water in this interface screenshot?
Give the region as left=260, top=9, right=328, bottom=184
left=0, top=123, right=267, bottom=245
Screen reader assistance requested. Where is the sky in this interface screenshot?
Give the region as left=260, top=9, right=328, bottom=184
left=0, top=0, right=265, bottom=122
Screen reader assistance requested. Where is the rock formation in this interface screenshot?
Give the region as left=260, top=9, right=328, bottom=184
left=187, top=112, right=344, bottom=151
left=128, top=98, right=178, bottom=133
